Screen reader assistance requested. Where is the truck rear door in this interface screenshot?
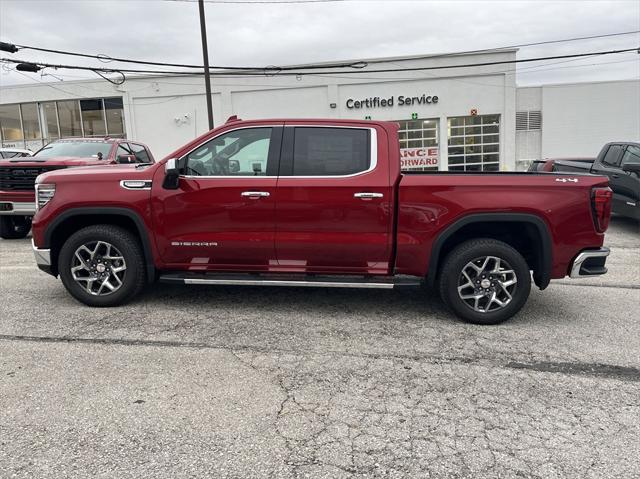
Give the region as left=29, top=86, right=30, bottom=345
left=274, top=124, right=393, bottom=274
left=591, top=143, right=638, bottom=215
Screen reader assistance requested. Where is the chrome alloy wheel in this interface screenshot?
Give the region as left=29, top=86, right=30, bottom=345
left=70, top=241, right=127, bottom=296
left=457, top=255, right=517, bottom=313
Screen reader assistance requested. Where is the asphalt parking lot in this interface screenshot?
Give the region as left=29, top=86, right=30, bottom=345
left=1, top=216, right=639, bottom=478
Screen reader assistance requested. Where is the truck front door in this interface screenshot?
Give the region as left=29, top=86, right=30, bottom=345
left=274, top=125, right=393, bottom=274
left=152, top=126, right=283, bottom=270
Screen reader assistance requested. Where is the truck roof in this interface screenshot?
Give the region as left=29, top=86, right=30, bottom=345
left=221, top=117, right=399, bottom=128
left=53, top=137, right=120, bottom=143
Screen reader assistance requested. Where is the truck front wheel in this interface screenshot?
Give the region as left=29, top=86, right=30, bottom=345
left=58, top=225, right=146, bottom=307
left=438, top=238, right=531, bottom=325
left=0, top=216, right=31, bottom=239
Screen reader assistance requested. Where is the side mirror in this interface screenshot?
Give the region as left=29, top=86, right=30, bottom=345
left=117, top=154, right=136, bottom=164
left=163, top=158, right=181, bottom=190
left=622, top=161, right=640, bottom=174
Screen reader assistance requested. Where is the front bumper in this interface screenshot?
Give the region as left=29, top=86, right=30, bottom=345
left=0, top=201, right=36, bottom=216
left=32, top=239, right=55, bottom=276
left=569, top=247, right=610, bottom=278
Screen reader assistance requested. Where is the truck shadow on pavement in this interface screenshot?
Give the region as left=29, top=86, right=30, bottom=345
left=609, top=215, right=640, bottom=234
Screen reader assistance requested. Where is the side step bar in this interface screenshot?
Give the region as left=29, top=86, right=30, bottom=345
left=159, top=273, right=421, bottom=290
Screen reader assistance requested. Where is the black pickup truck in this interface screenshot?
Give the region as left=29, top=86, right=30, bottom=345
left=530, top=142, right=640, bottom=220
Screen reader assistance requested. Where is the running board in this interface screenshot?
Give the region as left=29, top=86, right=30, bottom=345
left=159, top=272, right=421, bottom=290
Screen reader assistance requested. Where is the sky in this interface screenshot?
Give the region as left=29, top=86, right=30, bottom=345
left=0, top=0, right=639, bottom=88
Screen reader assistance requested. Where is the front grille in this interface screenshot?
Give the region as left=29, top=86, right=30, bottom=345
left=0, top=166, right=67, bottom=191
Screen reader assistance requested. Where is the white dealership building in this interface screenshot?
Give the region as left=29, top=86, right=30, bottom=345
left=1, top=49, right=638, bottom=171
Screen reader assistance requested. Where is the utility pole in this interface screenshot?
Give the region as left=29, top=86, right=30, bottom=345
left=198, top=0, right=214, bottom=130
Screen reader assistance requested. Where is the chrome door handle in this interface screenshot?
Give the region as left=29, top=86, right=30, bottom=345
left=354, top=192, right=383, bottom=199
left=241, top=191, right=270, bottom=198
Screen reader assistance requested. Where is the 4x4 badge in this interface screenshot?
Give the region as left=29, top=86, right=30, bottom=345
left=555, top=178, right=578, bottom=183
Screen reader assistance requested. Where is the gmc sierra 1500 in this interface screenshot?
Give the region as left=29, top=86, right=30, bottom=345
left=0, top=137, right=155, bottom=239
left=30, top=117, right=613, bottom=324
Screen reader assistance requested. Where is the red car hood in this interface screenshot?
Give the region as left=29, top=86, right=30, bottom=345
left=0, top=156, right=109, bottom=167
left=38, top=163, right=151, bottom=183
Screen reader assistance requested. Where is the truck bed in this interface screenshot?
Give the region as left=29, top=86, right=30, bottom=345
left=550, top=158, right=596, bottom=173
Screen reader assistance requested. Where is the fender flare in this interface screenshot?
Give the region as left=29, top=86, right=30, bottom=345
left=44, top=207, right=156, bottom=282
left=425, top=213, right=553, bottom=290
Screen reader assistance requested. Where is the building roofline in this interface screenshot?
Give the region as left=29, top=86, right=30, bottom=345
left=517, top=77, right=640, bottom=89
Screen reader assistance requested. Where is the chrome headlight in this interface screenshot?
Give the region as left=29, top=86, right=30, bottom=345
left=35, top=183, right=56, bottom=211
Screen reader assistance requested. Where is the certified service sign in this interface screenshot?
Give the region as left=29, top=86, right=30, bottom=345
left=400, top=147, right=439, bottom=169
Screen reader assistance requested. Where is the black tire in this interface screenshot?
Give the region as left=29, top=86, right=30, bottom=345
left=58, top=225, right=146, bottom=307
left=0, top=215, right=31, bottom=239
left=438, top=238, right=531, bottom=325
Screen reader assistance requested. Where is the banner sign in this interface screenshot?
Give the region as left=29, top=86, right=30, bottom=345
left=400, top=147, right=439, bottom=169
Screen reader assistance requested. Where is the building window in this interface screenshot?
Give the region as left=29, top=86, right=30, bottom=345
left=20, top=103, right=41, bottom=140
left=42, top=102, right=60, bottom=141
left=80, top=99, right=107, bottom=137
left=104, top=98, right=125, bottom=136
left=57, top=100, right=83, bottom=137
left=516, top=110, right=542, bottom=131
left=397, top=118, right=439, bottom=171
left=448, top=114, right=500, bottom=171
left=0, top=104, right=23, bottom=143
left=0, top=97, right=125, bottom=149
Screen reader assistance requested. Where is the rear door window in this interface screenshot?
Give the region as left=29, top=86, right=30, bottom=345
left=291, top=127, right=370, bottom=176
left=602, top=145, right=623, bottom=167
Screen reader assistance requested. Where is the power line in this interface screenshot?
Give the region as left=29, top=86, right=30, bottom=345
left=9, top=30, right=640, bottom=72
left=160, top=0, right=346, bottom=3
left=8, top=55, right=638, bottom=102
left=2, top=47, right=638, bottom=78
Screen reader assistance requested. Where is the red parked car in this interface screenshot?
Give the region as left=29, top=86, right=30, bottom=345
left=0, top=137, right=154, bottom=239
left=30, top=117, right=612, bottom=324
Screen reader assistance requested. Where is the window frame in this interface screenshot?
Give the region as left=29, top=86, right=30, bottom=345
left=279, top=125, right=377, bottom=178
left=179, top=125, right=283, bottom=178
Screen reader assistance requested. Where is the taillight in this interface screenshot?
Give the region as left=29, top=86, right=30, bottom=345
left=591, top=187, right=612, bottom=233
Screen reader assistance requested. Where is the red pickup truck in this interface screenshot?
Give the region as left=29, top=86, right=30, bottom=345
left=30, top=118, right=612, bottom=324
left=0, top=137, right=154, bottom=239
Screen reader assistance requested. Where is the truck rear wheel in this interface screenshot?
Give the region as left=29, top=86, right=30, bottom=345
left=438, top=238, right=531, bottom=325
left=0, top=216, right=31, bottom=239
left=58, top=225, right=146, bottom=307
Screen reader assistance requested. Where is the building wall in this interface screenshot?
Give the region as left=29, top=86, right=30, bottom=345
left=515, top=87, right=543, bottom=168
left=0, top=50, right=518, bottom=170
left=540, top=80, right=640, bottom=158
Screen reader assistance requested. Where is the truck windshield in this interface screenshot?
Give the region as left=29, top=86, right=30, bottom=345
left=34, top=141, right=112, bottom=159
